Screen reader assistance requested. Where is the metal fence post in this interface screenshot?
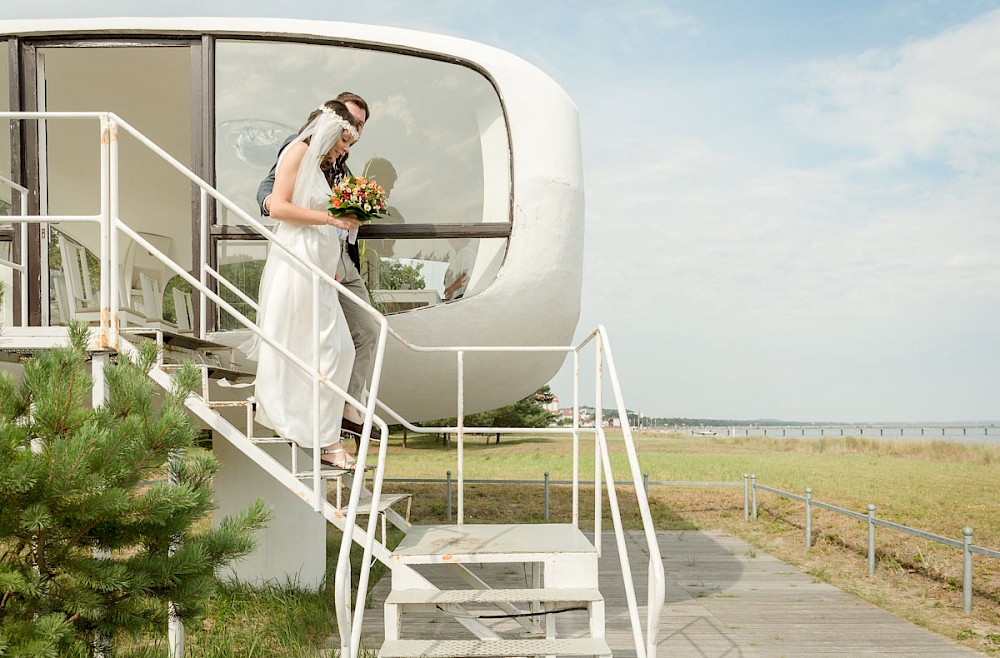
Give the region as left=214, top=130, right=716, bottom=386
left=867, top=504, right=876, bottom=576
left=805, top=487, right=812, bottom=549
left=743, top=474, right=749, bottom=521
left=963, top=527, right=974, bottom=613
left=751, top=474, right=757, bottom=521
left=643, top=472, right=649, bottom=497
left=446, top=470, right=452, bottom=522
left=544, top=472, right=550, bottom=521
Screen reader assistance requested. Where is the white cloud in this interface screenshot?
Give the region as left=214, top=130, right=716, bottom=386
left=784, top=8, right=1000, bottom=171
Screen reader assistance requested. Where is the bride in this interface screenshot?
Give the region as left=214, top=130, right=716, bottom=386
left=251, top=100, right=364, bottom=469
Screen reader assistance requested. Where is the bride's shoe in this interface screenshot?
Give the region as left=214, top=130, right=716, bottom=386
left=320, top=445, right=356, bottom=470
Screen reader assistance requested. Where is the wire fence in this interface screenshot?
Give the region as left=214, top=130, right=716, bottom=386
left=381, top=471, right=999, bottom=614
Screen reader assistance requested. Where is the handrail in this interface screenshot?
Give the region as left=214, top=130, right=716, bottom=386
left=0, top=110, right=664, bottom=657
left=595, top=326, right=665, bottom=658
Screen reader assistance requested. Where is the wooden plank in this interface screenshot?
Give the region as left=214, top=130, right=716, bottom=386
left=364, top=530, right=982, bottom=657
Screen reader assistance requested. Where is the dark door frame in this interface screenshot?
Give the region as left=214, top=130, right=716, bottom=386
left=11, top=36, right=206, bottom=327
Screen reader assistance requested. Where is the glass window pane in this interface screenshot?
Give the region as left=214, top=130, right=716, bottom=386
left=215, top=239, right=268, bottom=329
left=214, top=40, right=510, bottom=229
left=0, top=39, right=10, bottom=213
left=1, top=40, right=12, bottom=327
left=362, top=237, right=506, bottom=313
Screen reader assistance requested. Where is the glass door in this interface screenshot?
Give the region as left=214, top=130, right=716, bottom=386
left=19, top=39, right=201, bottom=327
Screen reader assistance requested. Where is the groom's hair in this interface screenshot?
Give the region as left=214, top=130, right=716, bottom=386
left=336, top=91, right=370, bottom=121
left=298, top=100, right=361, bottom=136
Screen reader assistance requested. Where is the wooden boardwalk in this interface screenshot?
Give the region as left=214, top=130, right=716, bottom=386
left=363, top=529, right=984, bottom=657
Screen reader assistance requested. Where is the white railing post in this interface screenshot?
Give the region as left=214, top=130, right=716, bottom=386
left=99, top=114, right=114, bottom=348
left=311, top=271, right=322, bottom=510
left=594, top=338, right=603, bottom=554
left=457, top=349, right=465, bottom=525
left=199, top=188, right=209, bottom=339
left=572, top=350, right=580, bottom=526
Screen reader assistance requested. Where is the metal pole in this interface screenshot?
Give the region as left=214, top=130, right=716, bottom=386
left=457, top=351, right=464, bottom=525
left=963, top=527, right=974, bottom=613
left=867, top=504, right=877, bottom=576
left=446, top=470, right=452, bottom=522
left=643, top=472, right=649, bottom=497
left=743, top=474, right=749, bottom=521
left=805, top=487, right=812, bottom=549
left=544, top=472, right=550, bottom=521
left=751, top=474, right=757, bottom=521
left=572, top=350, right=580, bottom=526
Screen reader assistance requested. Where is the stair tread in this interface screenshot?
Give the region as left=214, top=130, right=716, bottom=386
left=386, top=587, right=602, bottom=605
left=160, top=362, right=254, bottom=381
left=350, top=493, right=412, bottom=514
left=121, top=327, right=230, bottom=352
left=393, top=524, right=596, bottom=563
left=379, top=638, right=611, bottom=657
left=292, top=467, right=351, bottom=478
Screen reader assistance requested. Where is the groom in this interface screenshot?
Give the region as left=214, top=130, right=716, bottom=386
left=256, top=91, right=381, bottom=440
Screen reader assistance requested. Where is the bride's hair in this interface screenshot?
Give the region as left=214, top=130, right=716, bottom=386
left=298, top=99, right=361, bottom=137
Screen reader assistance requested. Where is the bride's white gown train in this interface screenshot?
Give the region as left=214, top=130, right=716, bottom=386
left=253, top=222, right=354, bottom=449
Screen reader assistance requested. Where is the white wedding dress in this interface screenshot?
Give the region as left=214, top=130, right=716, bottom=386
left=250, top=112, right=355, bottom=449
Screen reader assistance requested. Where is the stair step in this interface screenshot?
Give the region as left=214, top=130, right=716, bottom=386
left=206, top=400, right=252, bottom=409
left=386, top=587, right=602, bottom=606
left=378, top=638, right=611, bottom=657
left=249, top=436, right=292, bottom=445
left=121, top=327, right=229, bottom=352
left=392, top=524, right=597, bottom=565
left=353, top=492, right=412, bottom=515
left=160, top=362, right=254, bottom=381
left=293, top=467, right=350, bottom=479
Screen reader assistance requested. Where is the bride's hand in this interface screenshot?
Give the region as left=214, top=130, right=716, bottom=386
left=326, top=212, right=362, bottom=231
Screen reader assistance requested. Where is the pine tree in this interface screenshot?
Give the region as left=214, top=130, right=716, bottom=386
left=0, top=323, right=270, bottom=657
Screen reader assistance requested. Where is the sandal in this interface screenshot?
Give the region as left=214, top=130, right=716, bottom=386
left=320, top=445, right=356, bottom=470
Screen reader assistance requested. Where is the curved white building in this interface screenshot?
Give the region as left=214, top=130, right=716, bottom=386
left=0, top=18, right=584, bottom=420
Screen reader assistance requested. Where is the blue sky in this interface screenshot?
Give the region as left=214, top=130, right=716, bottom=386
left=14, top=1, right=1000, bottom=422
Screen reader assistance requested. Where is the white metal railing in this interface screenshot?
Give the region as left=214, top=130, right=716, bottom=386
left=0, top=111, right=665, bottom=658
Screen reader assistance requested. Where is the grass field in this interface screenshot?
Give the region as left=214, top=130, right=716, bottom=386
left=119, top=429, right=1000, bottom=656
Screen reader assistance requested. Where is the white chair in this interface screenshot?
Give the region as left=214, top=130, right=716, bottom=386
left=139, top=272, right=176, bottom=331
left=171, top=287, right=194, bottom=334
left=58, top=235, right=98, bottom=322
left=50, top=270, right=71, bottom=325
left=57, top=234, right=146, bottom=327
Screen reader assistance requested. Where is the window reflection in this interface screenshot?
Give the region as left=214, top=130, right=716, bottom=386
left=362, top=238, right=505, bottom=314
left=215, top=39, right=510, bottom=227
left=213, top=39, right=511, bottom=316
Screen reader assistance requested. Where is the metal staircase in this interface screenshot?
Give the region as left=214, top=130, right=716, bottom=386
left=0, top=110, right=665, bottom=658
left=121, top=329, right=613, bottom=657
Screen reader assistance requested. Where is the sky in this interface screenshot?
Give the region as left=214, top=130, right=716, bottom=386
left=11, top=0, right=1000, bottom=423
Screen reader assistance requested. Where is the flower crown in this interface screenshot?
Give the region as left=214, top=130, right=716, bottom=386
left=319, top=105, right=360, bottom=141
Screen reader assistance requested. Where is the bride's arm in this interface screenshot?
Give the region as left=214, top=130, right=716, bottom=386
left=267, top=142, right=362, bottom=231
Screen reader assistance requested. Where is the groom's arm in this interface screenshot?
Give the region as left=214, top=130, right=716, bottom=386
left=257, top=134, right=297, bottom=215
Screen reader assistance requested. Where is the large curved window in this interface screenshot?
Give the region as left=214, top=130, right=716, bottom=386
left=214, top=39, right=510, bottom=317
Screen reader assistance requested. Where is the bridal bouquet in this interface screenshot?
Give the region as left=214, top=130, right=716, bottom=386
left=328, top=175, right=387, bottom=222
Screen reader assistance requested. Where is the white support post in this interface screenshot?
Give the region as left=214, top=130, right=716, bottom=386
left=572, top=350, right=580, bottom=526
left=594, top=339, right=603, bottom=555
left=91, top=353, right=116, bottom=658
left=457, top=350, right=465, bottom=525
